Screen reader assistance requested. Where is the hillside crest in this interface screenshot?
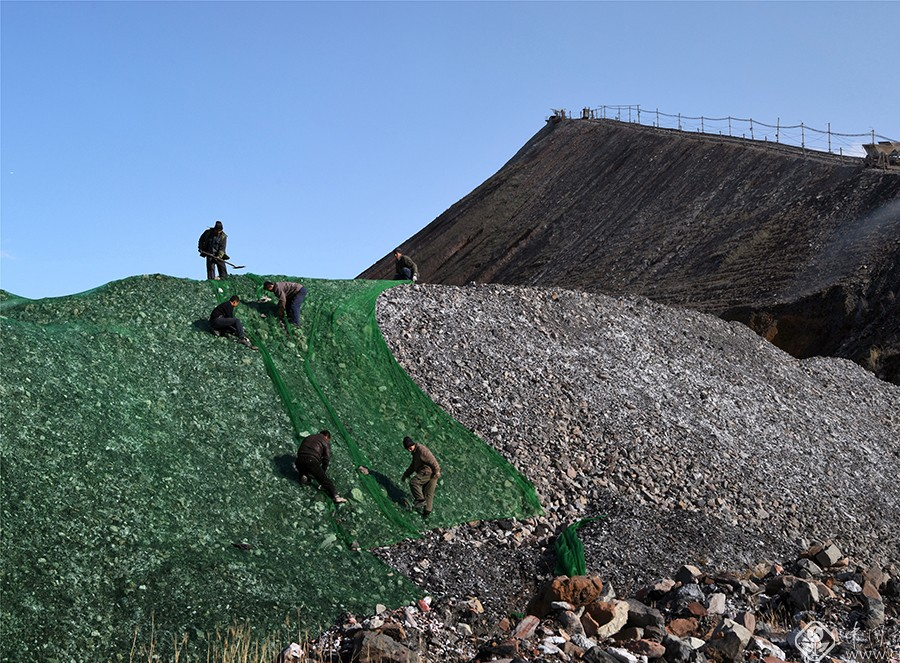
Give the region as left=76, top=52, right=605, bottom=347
left=361, top=118, right=900, bottom=383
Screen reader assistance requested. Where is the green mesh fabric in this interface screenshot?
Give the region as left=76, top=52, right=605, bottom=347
left=0, top=274, right=541, bottom=662
left=554, top=517, right=603, bottom=577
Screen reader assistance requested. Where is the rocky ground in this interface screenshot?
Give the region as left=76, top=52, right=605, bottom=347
left=305, top=283, right=900, bottom=662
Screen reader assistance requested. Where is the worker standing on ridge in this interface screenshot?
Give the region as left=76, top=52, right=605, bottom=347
left=401, top=435, right=440, bottom=520
left=393, top=249, right=418, bottom=282
left=198, top=220, right=229, bottom=280
left=263, top=280, right=308, bottom=328
left=295, top=430, right=348, bottom=504
left=209, top=295, right=256, bottom=349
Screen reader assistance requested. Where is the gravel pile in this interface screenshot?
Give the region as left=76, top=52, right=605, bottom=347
left=372, top=283, right=900, bottom=615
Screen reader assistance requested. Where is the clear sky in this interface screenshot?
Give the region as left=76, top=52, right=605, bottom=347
left=2, top=1, right=898, bottom=299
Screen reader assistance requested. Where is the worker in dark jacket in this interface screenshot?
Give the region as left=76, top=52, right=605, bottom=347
left=209, top=295, right=255, bottom=348
left=393, top=249, right=418, bottom=282
left=401, top=436, right=440, bottom=520
left=263, top=280, right=308, bottom=327
left=199, top=220, right=229, bottom=280
left=295, top=430, right=347, bottom=504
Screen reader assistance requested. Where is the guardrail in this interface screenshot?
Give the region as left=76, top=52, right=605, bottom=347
left=550, top=105, right=898, bottom=160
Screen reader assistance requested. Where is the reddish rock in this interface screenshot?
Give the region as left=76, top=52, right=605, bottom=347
left=625, top=638, right=666, bottom=658
left=802, top=543, right=824, bottom=560
left=667, top=617, right=698, bottom=638
left=527, top=575, right=605, bottom=617
left=735, top=611, right=756, bottom=635
left=581, top=611, right=600, bottom=638
left=863, top=565, right=888, bottom=589
left=512, top=614, right=540, bottom=640
left=863, top=581, right=882, bottom=601
left=685, top=601, right=708, bottom=618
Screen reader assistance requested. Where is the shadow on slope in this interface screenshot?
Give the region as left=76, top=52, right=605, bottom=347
left=0, top=274, right=540, bottom=662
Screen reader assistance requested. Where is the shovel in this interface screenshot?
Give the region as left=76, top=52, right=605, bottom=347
left=199, top=250, right=245, bottom=269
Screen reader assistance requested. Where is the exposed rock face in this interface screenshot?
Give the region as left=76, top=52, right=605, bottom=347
left=360, top=119, right=900, bottom=383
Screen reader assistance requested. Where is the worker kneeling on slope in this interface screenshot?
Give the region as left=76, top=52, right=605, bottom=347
left=209, top=295, right=256, bottom=349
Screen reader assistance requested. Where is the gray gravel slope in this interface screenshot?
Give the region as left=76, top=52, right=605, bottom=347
left=374, top=283, right=900, bottom=607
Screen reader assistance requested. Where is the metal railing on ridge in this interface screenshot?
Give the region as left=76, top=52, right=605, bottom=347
left=550, top=105, right=898, bottom=159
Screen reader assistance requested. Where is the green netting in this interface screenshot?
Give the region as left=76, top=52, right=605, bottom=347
left=554, top=517, right=604, bottom=577
left=0, top=274, right=541, bottom=662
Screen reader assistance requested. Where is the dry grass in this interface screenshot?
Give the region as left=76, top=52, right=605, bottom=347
left=126, top=619, right=314, bottom=663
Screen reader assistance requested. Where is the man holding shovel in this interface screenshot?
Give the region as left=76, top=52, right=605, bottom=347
left=198, top=220, right=229, bottom=280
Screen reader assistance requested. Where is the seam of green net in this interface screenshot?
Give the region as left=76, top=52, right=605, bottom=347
left=210, top=278, right=421, bottom=542
left=209, top=277, right=542, bottom=542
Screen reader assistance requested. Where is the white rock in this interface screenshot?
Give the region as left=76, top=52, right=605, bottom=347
left=607, top=646, right=639, bottom=663
left=707, top=592, right=726, bottom=614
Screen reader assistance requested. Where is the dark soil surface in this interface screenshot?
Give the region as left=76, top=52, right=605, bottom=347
left=360, top=119, right=900, bottom=383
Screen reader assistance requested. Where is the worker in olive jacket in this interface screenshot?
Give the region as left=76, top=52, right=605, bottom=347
left=401, top=436, right=440, bottom=520
left=295, top=430, right=347, bottom=504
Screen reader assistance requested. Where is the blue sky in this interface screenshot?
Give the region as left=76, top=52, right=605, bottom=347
left=2, top=1, right=898, bottom=299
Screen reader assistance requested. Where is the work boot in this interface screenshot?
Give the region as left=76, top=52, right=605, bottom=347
left=239, top=337, right=258, bottom=350
left=422, top=510, right=431, bottom=521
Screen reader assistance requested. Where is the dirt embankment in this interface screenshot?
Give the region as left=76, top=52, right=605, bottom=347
left=360, top=119, right=900, bottom=383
